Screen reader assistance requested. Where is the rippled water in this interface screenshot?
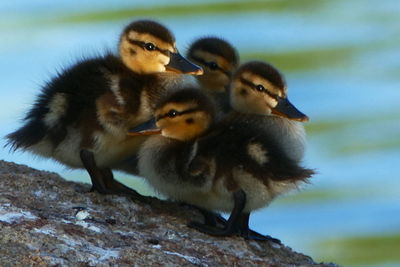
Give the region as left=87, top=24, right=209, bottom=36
left=1, top=1, right=399, bottom=266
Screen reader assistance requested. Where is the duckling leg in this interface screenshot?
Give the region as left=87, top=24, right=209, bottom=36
left=196, top=208, right=226, bottom=227
left=80, top=149, right=108, bottom=194
left=188, top=190, right=246, bottom=236
left=178, top=203, right=224, bottom=227
left=80, top=149, right=144, bottom=198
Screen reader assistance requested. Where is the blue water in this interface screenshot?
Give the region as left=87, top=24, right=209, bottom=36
left=1, top=1, right=399, bottom=265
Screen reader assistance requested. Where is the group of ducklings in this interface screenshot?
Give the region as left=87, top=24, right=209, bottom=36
left=7, top=19, right=314, bottom=241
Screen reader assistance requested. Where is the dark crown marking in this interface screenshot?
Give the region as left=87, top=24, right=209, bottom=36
left=188, top=37, right=239, bottom=67
left=190, top=55, right=231, bottom=77
left=234, top=61, right=286, bottom=90
left=156, top=88, right=216, bottom=122
left=156, top=107, right=201, bottom=121
left=122, top=20, right=175, bottom=44
left=239, top=77, right=279, bottom=99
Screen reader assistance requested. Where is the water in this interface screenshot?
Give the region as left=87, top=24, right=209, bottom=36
left=1, top=1, right=399, bottom=265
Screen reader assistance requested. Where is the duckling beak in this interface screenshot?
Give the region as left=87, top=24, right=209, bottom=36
left=271, top=97, right=309, bottom=122
left=127, top=118, right=161, bottom=136
left=166, top=52, right=203, bottom=75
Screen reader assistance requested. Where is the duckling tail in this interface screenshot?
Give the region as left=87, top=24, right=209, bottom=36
left=273, top=162, right=315, bottom=183
left=5, top=120, right=47, bottom=151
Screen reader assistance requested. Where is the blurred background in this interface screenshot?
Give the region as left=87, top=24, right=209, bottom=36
left=1, top=0, right=399, bottom=265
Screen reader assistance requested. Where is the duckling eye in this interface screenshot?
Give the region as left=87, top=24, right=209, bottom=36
left=145, top=43, right=156, bottom=51
left=208, top=61, right=218, bottom=70
left=167, top=109, right=178, bottom=118
left=256, top=84, right=265, bottom=92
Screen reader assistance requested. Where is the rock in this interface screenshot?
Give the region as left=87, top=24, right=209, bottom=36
left=0, top=160, right=337, bottom=266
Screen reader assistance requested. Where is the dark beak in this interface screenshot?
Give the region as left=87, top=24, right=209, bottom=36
left=271, top=97, right=309, bottom=122
left=127, top=118, right=161, bottom=136
left=166, top=52, right=203, bottom=75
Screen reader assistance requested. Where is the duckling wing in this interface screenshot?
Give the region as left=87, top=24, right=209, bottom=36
left=192, top=119, right=314, bottom=185
left=186, top=155, right=215, bottom=185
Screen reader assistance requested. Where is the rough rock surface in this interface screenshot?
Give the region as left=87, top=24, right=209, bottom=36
left=0, top=160, right=336, bottom=266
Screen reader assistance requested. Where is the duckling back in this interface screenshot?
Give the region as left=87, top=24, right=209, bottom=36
left=6, top=55, right=124, bottom=152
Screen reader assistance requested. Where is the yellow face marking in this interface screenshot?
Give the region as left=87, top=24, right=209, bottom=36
left=241, top=72, right=283, bottom=97
left=191, top=50, right=234, bottom=92
left=127, top=32, right=175, bottom=53
left=156, top=111, right=211, bottom=141
left=230, top=74, right=282, bottom=115
left=119, top=31, right=176, bottom=74
left=153, top=102, right=211, bottom=141
left=155, top=102, right=198, bottom=119
left=192, top=50, right=234, bottom=71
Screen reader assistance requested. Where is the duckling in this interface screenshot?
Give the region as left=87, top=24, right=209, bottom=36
left=195, top=61, right=308, bottom=226
left=230, top=61, right=307, bottom=162
left=132, top=83, right=314, bottom=240
left=187, top=37, right=239, bottom=115
left=6, top=19, right=202, bottom=196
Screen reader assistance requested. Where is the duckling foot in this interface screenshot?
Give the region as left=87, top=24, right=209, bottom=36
left=244, top=231, right=281, bottom=244
left=202, top=211, right=227, bottom=227
left=80, top=150, right=146, bottom=201
left=194, top=210, right=281, bottom=243
left=186, top=205, right=226, bottom=227
left=188, top=190, right=280, bottom=244
left=188, top=217, right=280, bottom=243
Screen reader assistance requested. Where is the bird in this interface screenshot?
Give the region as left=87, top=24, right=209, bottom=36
left=5, top=19, right=203, bottom=197
left=131, top=76, right=314, bottom=241
left=186, top=37, right=239, bottom=115
left=229, top=61, right=307, bottom=163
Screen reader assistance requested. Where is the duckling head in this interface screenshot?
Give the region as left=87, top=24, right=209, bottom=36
left=119, top=20, right=203, bottom=75
left=130, top=89, right=215, bottom=141
left=230, top=61, right=308, bottom=122
left=187, top=37, right=239, bottom=92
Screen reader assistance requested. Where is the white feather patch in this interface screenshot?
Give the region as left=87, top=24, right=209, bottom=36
left=43, top=93, right=68, bottom=127
left=109, top=75, right=125, bottom=106
left=247, top=142, right=269, bottom=165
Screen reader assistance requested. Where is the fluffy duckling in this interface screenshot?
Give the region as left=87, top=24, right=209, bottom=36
left=6, top=20, right=202, bottom=196
left=187, top=37, right=239, bottom=114
left=230, top=61, right=308, bottom=162
left=132, top=85, right=314, bottom=240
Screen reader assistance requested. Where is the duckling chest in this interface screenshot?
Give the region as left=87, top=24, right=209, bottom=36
left=95, top=74, right=155, bottom=136
left=263, top=117, right=306, bottom=162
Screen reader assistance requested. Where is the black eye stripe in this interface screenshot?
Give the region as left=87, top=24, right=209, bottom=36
left=239, top=78, right=279, bottom=99
left=190, top=55, right=231, bottom=77
left=127, top=39, right=170, bottom=56
left=156, top=108, right=201, bottom=121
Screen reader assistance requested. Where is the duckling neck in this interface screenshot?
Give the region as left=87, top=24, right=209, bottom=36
left=143, top=73, right=186, bottom=110
left=267, top=116, right=306, bottom=162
